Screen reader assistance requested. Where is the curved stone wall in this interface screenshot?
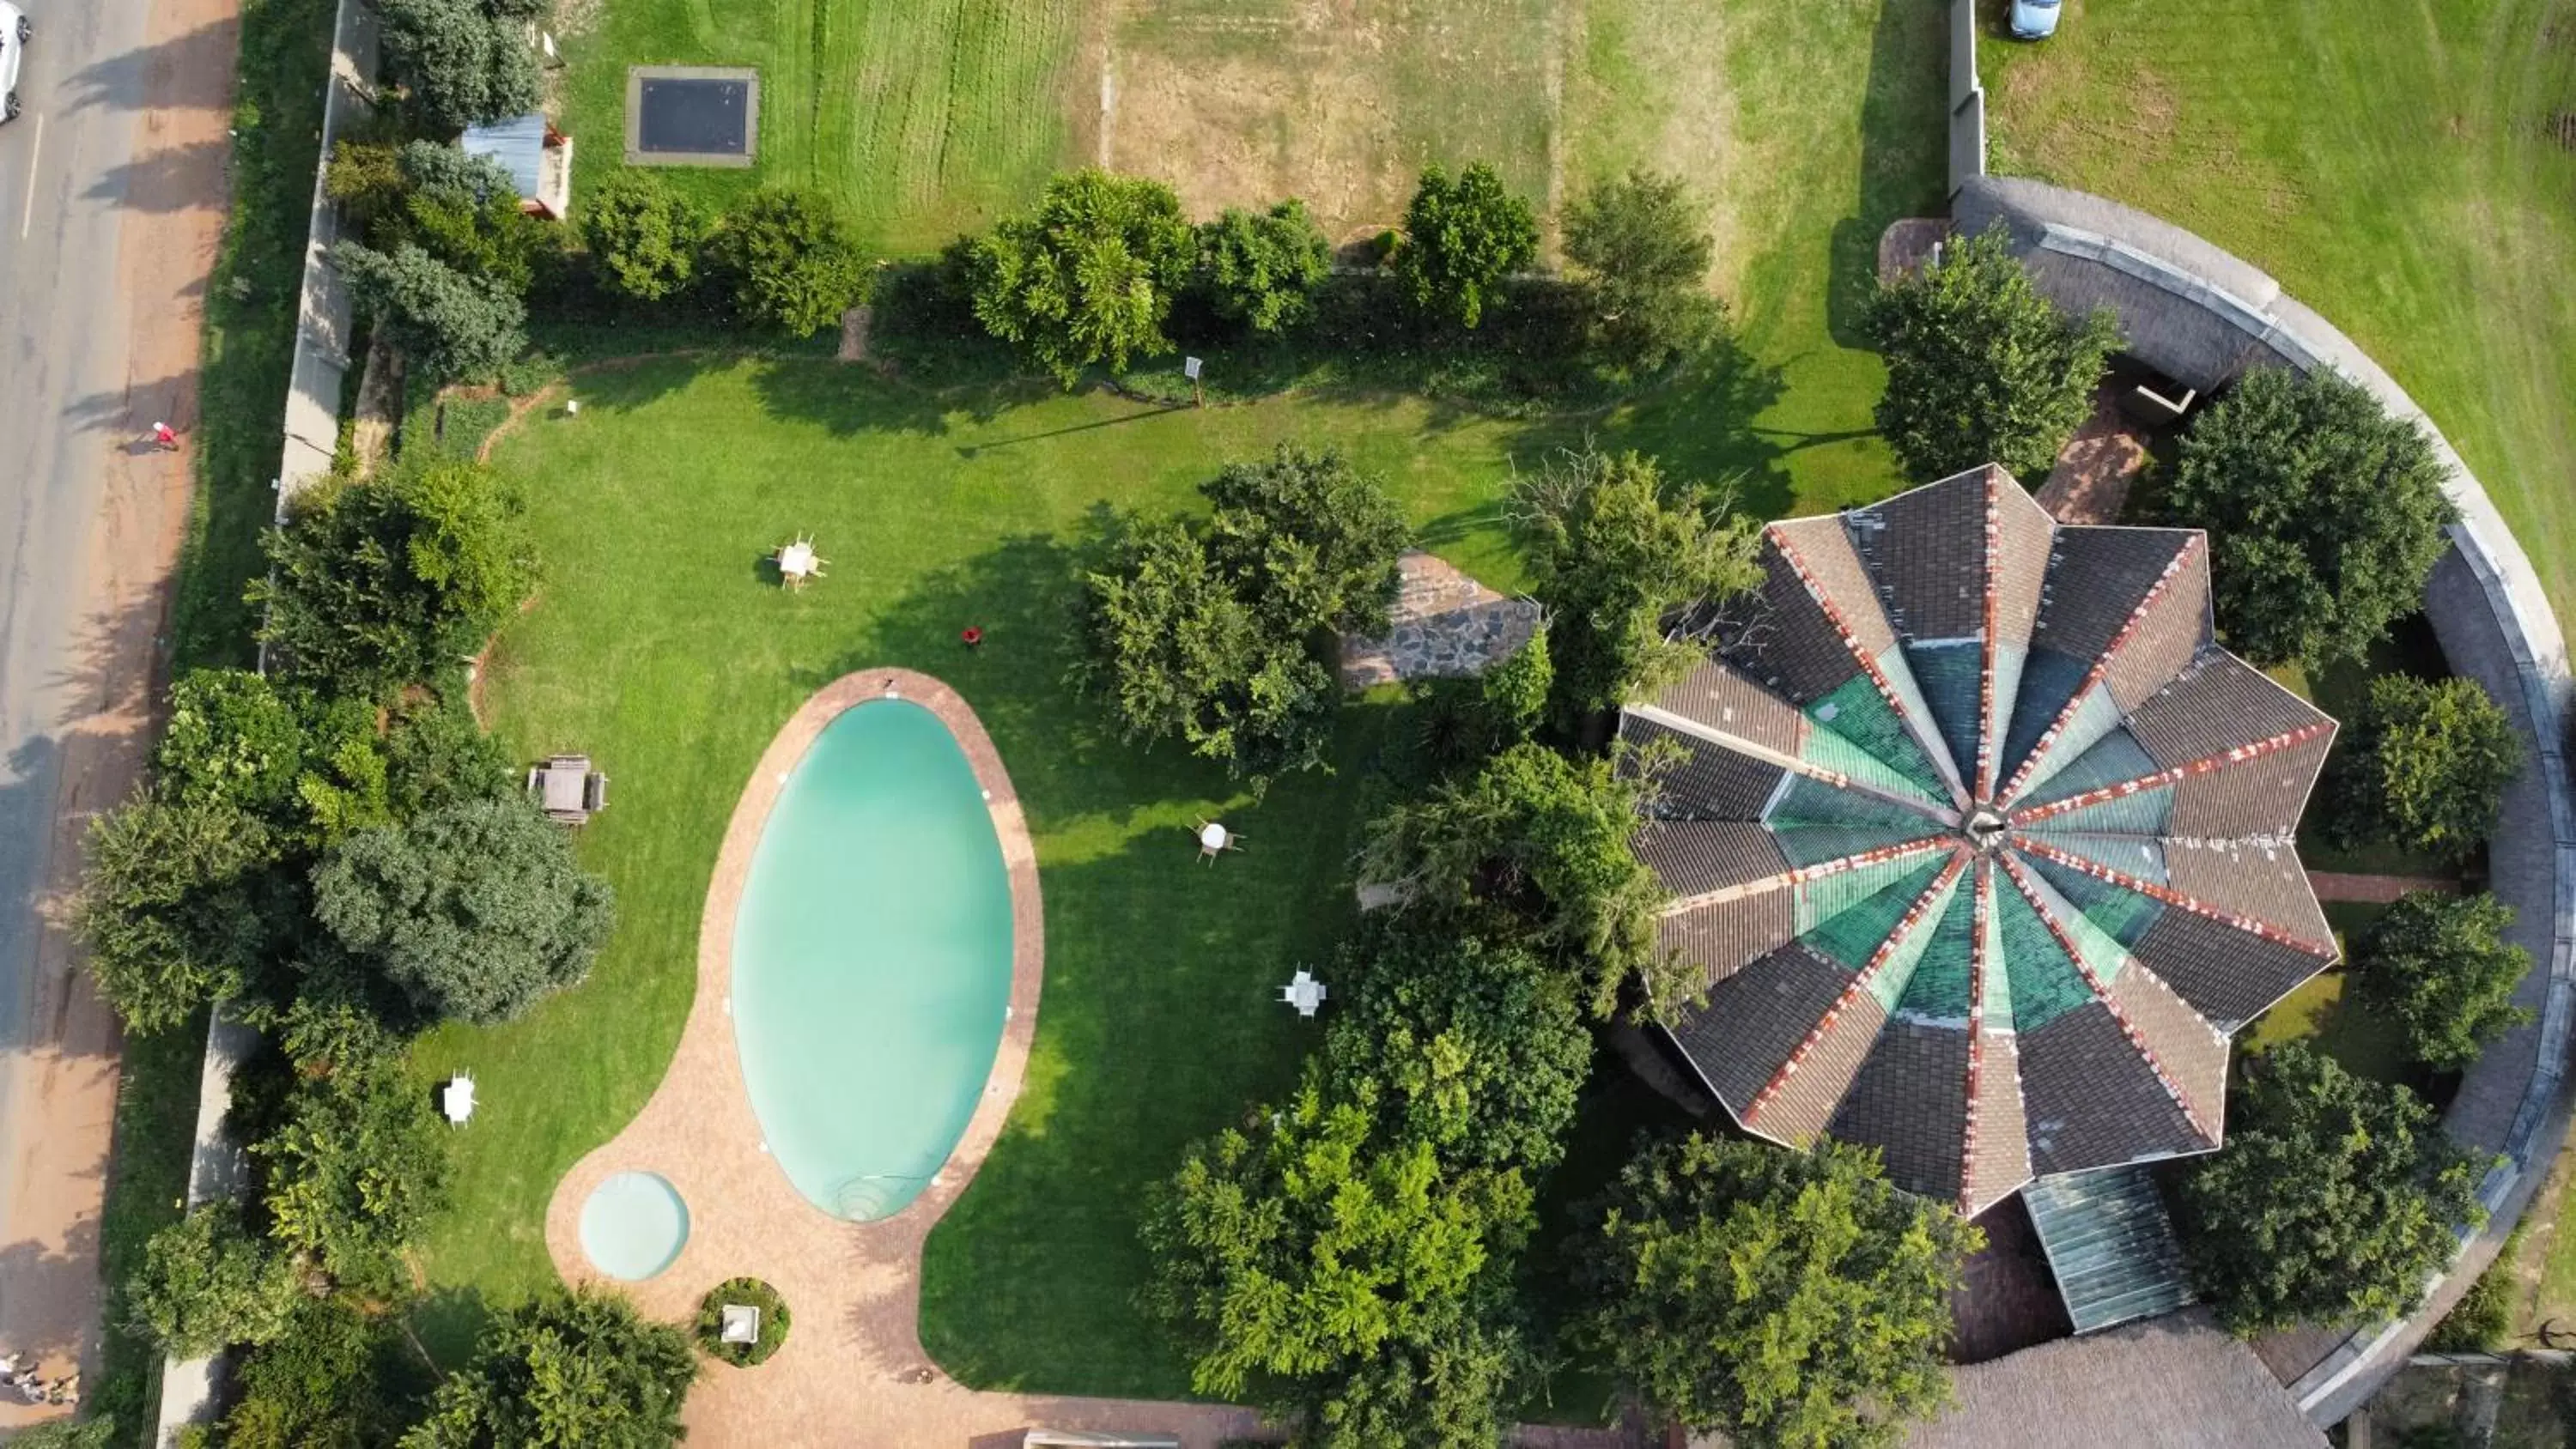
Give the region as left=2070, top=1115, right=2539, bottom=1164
left=1957, top=173, right=2576, bottom=1424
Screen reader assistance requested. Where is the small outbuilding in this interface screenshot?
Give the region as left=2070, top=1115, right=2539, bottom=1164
left=461, top=113, right=574, bottom=220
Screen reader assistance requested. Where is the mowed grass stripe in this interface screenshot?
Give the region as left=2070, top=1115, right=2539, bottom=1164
left=556, top=0, right=1079, bottom=254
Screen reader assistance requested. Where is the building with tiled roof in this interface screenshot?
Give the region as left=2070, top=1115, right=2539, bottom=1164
left=1624, top=463, right=2339, bottom=1217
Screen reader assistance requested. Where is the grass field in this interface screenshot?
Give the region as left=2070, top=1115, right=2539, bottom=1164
left=1980, top=0, right=2576, bottom=634
left=555, top=0, right=1947, bottom=511
left=555, top=0, right=1087, bottom=253
left=406, top=357, right=1535, bottom=1385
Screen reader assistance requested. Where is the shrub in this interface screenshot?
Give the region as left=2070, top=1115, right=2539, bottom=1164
left=2423, top=1231, right=2521, bottom=1353
left=1196, top=199, right=1332, bottom=334
left=695, top=1278, right=791, bottom=1367
left=249, top=1031, right=451, bottom=1288
left=965, top=169, right=1197, bottom=384
left=1562, top=168, right=1724, bottom=376
left=1862, top=224, right=2120, bottom=482
left=402, top=1288, right=696, bottom=1447
left=1576, top=1133, right=1976, bottom=1447
left=128, top=1204, right=303, bottom=1356
left=2353, top=890, right=2533, bottom=1071
left=331, top=239, right=528, bottom=383
left=581, top=169, right=709, bottom=304
left=708, top=189, right=868, bottom=337
left=2161, top=366, right=2454, bottom=670
left=2330, top=673, right=2518, bottom=863
left=374, top=0, right=543, bottom=134
left=312, top=797, right=615, bottom=1026
left=252, top=452, right=536, bottom=697
left=76, top=792, right=286, bottom=1034
left=2177, top=1044, right=2489, bottom=1335
left=1396, top=163, right=1538, bottom=330
left=219, top=1296, right=397, bottom=1448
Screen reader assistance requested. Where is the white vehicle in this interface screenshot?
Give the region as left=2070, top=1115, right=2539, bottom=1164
left=0, top=2, right=25, bottom=123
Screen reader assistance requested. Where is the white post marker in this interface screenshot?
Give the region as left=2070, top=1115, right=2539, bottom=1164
left=1183, top=355, right=1204, bottom=408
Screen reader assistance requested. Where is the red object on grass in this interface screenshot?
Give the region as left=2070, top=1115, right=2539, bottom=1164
left=961, top=627, right=984, bottom=647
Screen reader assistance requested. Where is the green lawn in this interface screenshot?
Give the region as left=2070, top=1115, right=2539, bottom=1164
left=1980, top=0, right=2576, bottom=635
left=556, top=0, right=1087, bottom=253
left=407, top=356, right=1540, bottom=1383
left=423, top=0, right=1950, bottom=1399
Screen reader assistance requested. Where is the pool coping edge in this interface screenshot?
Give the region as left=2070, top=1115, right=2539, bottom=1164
left=538, top=666, right=1045, bottom=1383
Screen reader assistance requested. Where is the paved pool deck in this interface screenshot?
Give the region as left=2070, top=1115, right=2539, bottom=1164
left=542, top=668, right=1267, bottom=1446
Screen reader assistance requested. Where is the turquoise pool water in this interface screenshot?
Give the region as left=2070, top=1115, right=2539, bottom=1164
left=732, top=698, right=1015, bottom=1221
left=579, top=1171, right=690, bottom=1281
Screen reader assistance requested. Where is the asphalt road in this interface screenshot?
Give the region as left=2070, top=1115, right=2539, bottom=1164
left=0, top=0, right=159, bottom=1155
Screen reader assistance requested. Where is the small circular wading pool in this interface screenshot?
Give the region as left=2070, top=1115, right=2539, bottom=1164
left=578, top=1170, right=691, bottom=1281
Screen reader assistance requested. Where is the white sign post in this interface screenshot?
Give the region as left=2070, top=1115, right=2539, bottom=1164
left=1182, top=355, right=1204, bottom=407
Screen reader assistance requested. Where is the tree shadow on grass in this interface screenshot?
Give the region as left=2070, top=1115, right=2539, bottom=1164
left=748, top=357, right=1058, bottom=441
left=1826, top=0, right=1953, bottom=350
left=1534, top=334, right=1799, bottom=518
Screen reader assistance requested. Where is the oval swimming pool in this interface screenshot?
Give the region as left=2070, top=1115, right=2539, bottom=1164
left=731, top=698, right=1015, bottom=1221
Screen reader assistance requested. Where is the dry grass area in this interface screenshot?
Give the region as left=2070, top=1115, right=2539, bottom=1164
left=1105, top=0, right=1566, bottom=242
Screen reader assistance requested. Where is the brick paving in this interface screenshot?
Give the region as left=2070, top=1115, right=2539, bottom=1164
left=2033, top=385, right=2151, bottom=524
left=544, top=667, right=1628, bottom=1447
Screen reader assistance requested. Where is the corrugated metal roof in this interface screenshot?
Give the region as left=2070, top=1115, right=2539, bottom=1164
left=2021, top=1166, right=2195, bottom=1334
left=460, top=113, right=548, bottom=201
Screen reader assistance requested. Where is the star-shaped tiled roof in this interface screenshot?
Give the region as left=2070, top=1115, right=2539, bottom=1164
left=1625, top=464, right=2339, bottom=1216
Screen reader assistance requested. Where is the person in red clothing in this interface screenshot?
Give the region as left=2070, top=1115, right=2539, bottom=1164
left=961, top=626, right=984, bottom=649
left=151, top=421, right=179, bottom=451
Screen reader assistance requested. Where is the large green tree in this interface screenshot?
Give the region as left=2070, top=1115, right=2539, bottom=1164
left=1511, top=447, right=1763, bottom=720
left=708, top=188, right=868, bottom=337
left=2177, top=1044, right=2488, bottom=1334
left=1078, top=447, right=1406, bottom=782
left=2353, top=890, right=2532, bottom=1071
left=253, top=453, right=536, bottom=696
left=2162, top=366, right=2454, bottom=670
left=76, top=792, right=285, bottom=1034
left=1319, top=919, right=1589, bottom=1174
left=2330, top=673, right=2518, bottom=863
left=1358, top=741, right=1676, bottom=1020
left=1197, top=199, right=1333, bottom=334
left=580, top=169, right=709, bottom=304
left=1862, top=225, right=2120, bottom=482
left=402, top=1288, right=696, bottom=1448
left=312, top=797, right=615, bottom=1026
left=1562, top=168, right=1724, bottom=376
left=374, top=0, right=544, bottom=133
left=1139, top=1071, right=1529, bottom=1427
left=331, top=240, right=529, bottom=384
left=1396, top=163, right=1539, bottom=330
left=966, top=169, right=1197, bottom=384
left=128, top=1203, right=305, bottom=1357
left=154, top=670, right=396, bottom=843
left=1577, top=1134, right=1974, bottom=1449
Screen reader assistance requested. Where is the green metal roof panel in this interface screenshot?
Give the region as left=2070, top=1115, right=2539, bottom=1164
left=1804, top=674, right=1948, bottom=803
left=1996, top=876, right=2096, bottom=1032
left=1895, top=885, right=1978, bottom=1022
left=1804, top=857, right=1950, bottom=971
